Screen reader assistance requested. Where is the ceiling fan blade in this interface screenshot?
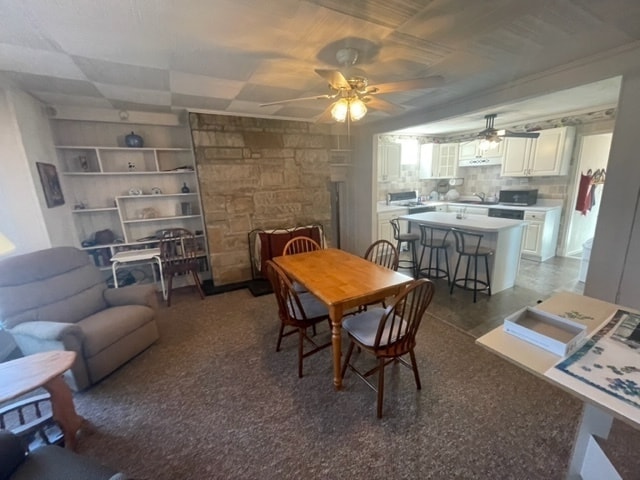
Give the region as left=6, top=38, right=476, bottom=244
left=368, top=75, right=444, bottom=94
left=315, top=69, right=350, bottom=90
left=315, top=103, right=336, bottom=124
left=364, top=96, right=404, bottom=114
left=497, top=129, right=540, bottom=139
left=260, top=94, right=332, bottom=107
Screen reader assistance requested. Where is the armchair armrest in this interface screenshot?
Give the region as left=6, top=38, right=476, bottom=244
left=103, top=284, right=158, bottom=309
left=10, top=321, right=84, bottom=342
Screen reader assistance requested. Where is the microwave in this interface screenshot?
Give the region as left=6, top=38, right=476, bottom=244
left=499, top=188, right=538, bottom=205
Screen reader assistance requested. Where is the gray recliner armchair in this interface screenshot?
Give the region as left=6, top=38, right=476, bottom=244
left=0, top=246, right=159, bottom=391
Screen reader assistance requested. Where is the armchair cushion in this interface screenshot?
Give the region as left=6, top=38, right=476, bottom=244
left=0, top=430, right=126, bottom=480
left=0, top=431, right=26, bottom=480
left=104, top=283, right=158, bottom=309
left=81, top=305, right=155, bottom=357
left=9, top=322, right=84, bottom=343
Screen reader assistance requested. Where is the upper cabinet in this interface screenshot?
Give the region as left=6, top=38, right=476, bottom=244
left=377, top=142, right=402, bottom=182
left=458, top=139, right=505, bottom=160
left=501, top=126, right=576, bottom=177
left=419, top=143, right=459, bottom=179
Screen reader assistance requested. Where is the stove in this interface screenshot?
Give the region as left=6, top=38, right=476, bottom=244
left=386, top=191, right=435, bottom=213
left=407, top=204, right=435, bottom=214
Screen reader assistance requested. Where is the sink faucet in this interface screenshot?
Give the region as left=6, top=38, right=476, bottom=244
left=473, top=192, right=486, bottom=202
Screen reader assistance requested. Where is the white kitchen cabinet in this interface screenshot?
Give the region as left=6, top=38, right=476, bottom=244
left=501, top=127, right=575, bottom=177
left=377, top=142, right=402, bottom=181
left=522, top=209, right=561, bottom=261
left=419, top=143, right=458, bottom=179
left=446, top=204, right=489, bottom=216
left=377, top=209, right=408, bottom=244
left=458, top=139, right=505, bottom=160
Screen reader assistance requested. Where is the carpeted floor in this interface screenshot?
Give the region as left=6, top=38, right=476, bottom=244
left=71, top=287, right=639, bottom=480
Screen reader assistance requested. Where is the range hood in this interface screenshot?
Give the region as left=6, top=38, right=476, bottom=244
left=459, top=157, right=502, bottom=167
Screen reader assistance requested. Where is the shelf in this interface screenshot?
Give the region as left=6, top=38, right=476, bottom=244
left=56, top=146, right=191, bottom=152
left=72, top=207, right=118, bottom=213
left=63, top=171, right=195, bottom=176
left=122, top=215, right=201, bottom=224
left=117, top=193, right=197, bottom=199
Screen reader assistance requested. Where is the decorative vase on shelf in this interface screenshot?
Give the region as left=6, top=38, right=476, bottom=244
left=181, top=182, right=190, bottom=193
left=125, top=131, right=144, bottom=148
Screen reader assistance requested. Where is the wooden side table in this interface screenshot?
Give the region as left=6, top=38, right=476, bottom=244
left=0, top=351, right=88, bottom=451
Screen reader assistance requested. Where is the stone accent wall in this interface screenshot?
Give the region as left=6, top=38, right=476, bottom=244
left=190, top=113, right=333, bottom=285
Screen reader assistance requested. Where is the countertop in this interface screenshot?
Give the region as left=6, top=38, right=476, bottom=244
left=377, top=199, right=562, bottom=214
left=400, top=211, right=527, bottom=232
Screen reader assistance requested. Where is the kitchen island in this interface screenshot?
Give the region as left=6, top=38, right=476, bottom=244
left=400, top=211, right=526, bottom=294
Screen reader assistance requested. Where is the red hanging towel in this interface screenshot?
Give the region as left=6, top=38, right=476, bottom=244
left=575, top=172, right=593, bottom=215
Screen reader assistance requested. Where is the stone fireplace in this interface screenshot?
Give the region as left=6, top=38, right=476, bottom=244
left=189, top=113, right=335, bottom=286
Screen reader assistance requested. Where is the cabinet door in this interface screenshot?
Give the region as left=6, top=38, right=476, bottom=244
left=463, top=206, right=489, bottom=216
left=458, top=140, right=479, bottom=160
left=481, top=138, right=505, bottom=159
left=436, top=143, right=458, bottom=178
left=418, top=143, right=434, bottom=179
left=378, top=143, right=402, bottom=181
left=378, top=218, right=395, bottom=243
left=522, top=222, right=543, bottom=255
left=501, top=138, right=533, bottom=177
left=529, top=127, right=572, bottom=176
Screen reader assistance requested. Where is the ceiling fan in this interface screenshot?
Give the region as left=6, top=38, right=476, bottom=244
left=476, top=113, right=540, bottom=149
left=259, top=48, right=444, bottom=123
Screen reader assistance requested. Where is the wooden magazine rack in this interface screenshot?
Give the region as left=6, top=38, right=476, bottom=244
left=247, top=224, right=324, bottom=295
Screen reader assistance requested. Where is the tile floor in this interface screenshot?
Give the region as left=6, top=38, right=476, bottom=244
left=399, top=254, right=584, bottom=338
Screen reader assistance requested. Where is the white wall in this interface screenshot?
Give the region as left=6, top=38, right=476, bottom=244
left=585, top=72, right=640, bottom=308
left=9, top=90, right=76, bottom=248
left=565, top=133, right=611, bottom=255
left=0, top=89, right=50, bottom=256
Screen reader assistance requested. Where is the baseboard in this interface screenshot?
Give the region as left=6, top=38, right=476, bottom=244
left=247, top=279, right=273, bottom=297
left=201, top=279, right=251, bottom=296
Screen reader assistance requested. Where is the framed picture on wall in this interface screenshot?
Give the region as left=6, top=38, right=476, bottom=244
left=36, top=162, right=65, bottom=208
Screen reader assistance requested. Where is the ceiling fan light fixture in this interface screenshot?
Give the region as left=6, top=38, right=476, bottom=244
left=349, top=98, right=367, bottom=121
left=478, top=135, right=501, bottom=151
left=331, top=98, right=349, bottom=122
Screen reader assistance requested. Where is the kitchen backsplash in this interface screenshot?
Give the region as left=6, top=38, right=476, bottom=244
left=377, top=164, right=571, bottom=202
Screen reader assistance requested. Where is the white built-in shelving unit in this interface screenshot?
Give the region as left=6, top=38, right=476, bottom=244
left=51, top=119, right=210, bottom=284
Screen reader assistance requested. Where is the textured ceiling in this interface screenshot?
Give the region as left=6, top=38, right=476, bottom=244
left=0, top=0, right=636, bottom=131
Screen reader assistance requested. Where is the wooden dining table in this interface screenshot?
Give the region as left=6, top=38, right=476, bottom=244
left=273, top=248, right=414, bottom=389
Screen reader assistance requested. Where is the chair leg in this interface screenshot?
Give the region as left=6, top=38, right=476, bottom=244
left=377, top=357, right=385, bottom=419
left=410, top=241, right=418, bottom=278
left=473, top=255, right=479, bottom=303
left=484, top=255, right=492, bottom=297
left=409, top=349, right=421, bottom=390
left=298, top=328, right=304, bottom=378
left=417, top=245, right=427, bottom=278
left=166, top=274, right=174, bottom=307
left=450, top=255, right=462, bottom=295
left=443, top=248, right=450, bottom=285
left=341, top=341, right=356, bottom=379
left=276, top=323, right=286, bottom=352
left=192, top=270, right=205, bottom=299
left=464, top=255, right=471, bottom=291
